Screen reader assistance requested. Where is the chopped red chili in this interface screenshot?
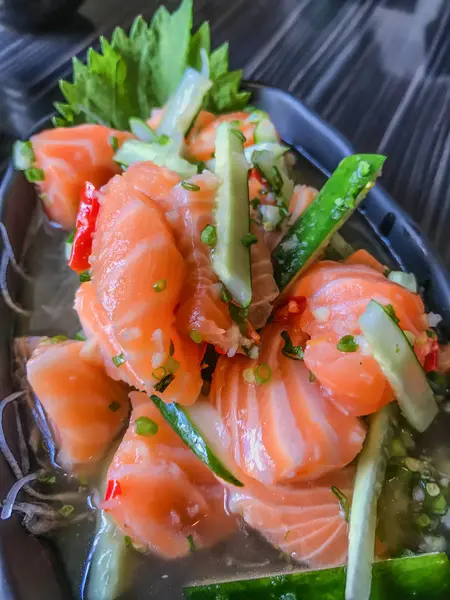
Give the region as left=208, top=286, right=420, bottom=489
left=68, top=182, right=100, bottom=273
left=273, top=296, right=307, bottom=323
left=104, top=479, right=122, bottom=502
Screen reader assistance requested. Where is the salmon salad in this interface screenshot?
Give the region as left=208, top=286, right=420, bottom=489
left=3, top=2, right=450, bottom=600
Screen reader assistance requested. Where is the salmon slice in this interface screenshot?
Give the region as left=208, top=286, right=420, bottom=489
left=146, top=108, right=216, bottom=139
left=288, top=184, right=317, bottom=224
left=344, top=249, right=386, bottom=273
left=26, top=339, right=128, bottom=471
left=31, top=125, right=132, bottom=230
left=103, top=392, right=237, bottom=558
left=186, top=111, right=256, bottom=162
left=88, top=171, right=202, bottom=404
left=290, top=260, right=431, bottom=415
left=210, top=322, right=365, bottom=485
left=227, top=468, right=354, bottom=568
left=248, top=223, right=279, bottom=329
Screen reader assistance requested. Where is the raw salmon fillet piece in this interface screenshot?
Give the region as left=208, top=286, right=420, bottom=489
left=103, top=393, right=237, bottom=558
left=31, top=124, right=132, bottom=230
left=27, top=339, right=128, bottom=471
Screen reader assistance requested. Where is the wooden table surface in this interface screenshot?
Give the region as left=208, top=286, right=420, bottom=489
left=1, top=0, right=450, bottom=266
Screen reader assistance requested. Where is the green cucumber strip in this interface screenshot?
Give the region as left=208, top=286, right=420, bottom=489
left=253, top=118, right=278, bottom=144
left=156, top=67, right=212, bottom=145
left=212, top=122, right=252, bottom=308
left=13, top=140, right=35, bottom=171
left=114, top=139, right=197, bottom=179
left=184, top=553, right=450, bottom=600
left=252, top=149, right=294, bottom=206
left=387, top=271, right=418, bottom=293
left=359, top=300, right=438, bottom=432
left=149, top=394, right=243, bottom=487
left=346, top=404, right=396, bottom=600
left=203, top=143, right=287, bottom=173
left=85, top=511, right=130, bottom=600
left=272, top=154, right=386, bottom=291
left=129, top=118, right=158, bottom=143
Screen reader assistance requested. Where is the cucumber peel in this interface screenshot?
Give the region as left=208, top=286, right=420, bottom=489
left=149, top=394, right=243, bottom=487
left=253, top=118, right=278, bottom=144
left=252, top=148, right=294, bottom=206
left=359, top=300, right=438, bottom=432
left=346, top=404, right=396, bottom=600
left=184, top=553, right=450, bottom=600
left=212, top=122, right=252, bottom=308
left=272, top=154, right=386, bottom=291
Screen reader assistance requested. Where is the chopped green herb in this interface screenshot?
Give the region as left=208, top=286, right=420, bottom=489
left=187, top=534, right=196, bottom=552
left=220, top=285, right=232, bottom=303
left=331, top=486, right=350, bottom=522
left=153, top=279, right=167, bottom=292
left=154, top=373, right=175, bottom=392
left=79, top=271, right=91, bottom=283
left=13, top=140, right=35, bottom=171
left=169, top=339, right=175, bottom=356
left=109, top=135, right=119, bottom=151
left=38, top=474, right=56, bottom=484
left=426, top=329, right=437, bottom=339
left=309, top=371, right=316, bottom=383
left=124, top=535, right=133, bottom=548
left=416, top=513, right=431, bottom=528
left=112, top=353, right=126, bottom=367
left=59, top=505, right=75, bottom=518
left=196, top=161, right=206, bottom=174
left=230, top=120, right=241, bottom=126
left=25, top=168, right=45, bottom=183
left=271, top=165, right=283, bottom=193
left=230, top=128, right=246, bottom=143
left=152, top=366, right=168, bottom=380
left=67, top=230, right=76, bottom=244
left=254, top=363, right=272, bottom=384
left=51, top=335, right=69, bottom=344
left=280, top=330, right=304, bottom=360
left=74, top=332, right=87, bottom=341
left=430, top=494, right=447, bottom=515
left=108, top=401, right=121, bottom=412
left=241, top=233, right=258, bottom=248
left=189, top=329, right=203, bottom=344
left=384, top=303, right=400, bottom=324
left=336, top=334, right=359, bottom=353
left=200, top=224, right=217, bottom=247
left=135, top=416, right=159, bottom=437
left=426, top=482, right=440, bottom=497
left=250, top=197, right=261, bottom=209
left=181, top=181, right=201, bottom=192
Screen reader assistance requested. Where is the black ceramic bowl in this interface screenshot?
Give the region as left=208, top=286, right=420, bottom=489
left=0, top=82, right=450, bottom=600
left=0, top=0, right=84, bottom=31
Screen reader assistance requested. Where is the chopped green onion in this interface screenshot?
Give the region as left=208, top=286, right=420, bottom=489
left=157, top=133, right=170, bottom=145
left=51, top=335, right=69, bottom=344
left=230, top=120, right=242, bottom=126
left=108, top=401, right=121, bottom=412
left=169, top=339, right=175, bottom=356
left=331, top=486, right=350, bottom=522
left=25, top=168, right=45, bottom=183
left=243, top=367, right=256, bottom=384
left=250, top=197, right=261, bottom=209
left=66, top=230, right=75, bottom=244
left=241, top=233, right=258, bottom=248
left=187, top=534, right=196, bottom=552
left=430, top=494, right=447, bottom=515
left=254, top=363, right=272, bottom=385
left=181, top=181, right=201, bottom=192
left=416, top=513, right=431, bottom=528
left=129, top=117, right=158, bottom=143
left=124, top=535, right=133, bottom=548
left=152, top=366, right=168, bottom=380
left=38, top=474, right=56, bottom=484
left=426, top=329, right=437, bottom=339
left=200, top=224, right=217, bottom=247
left=426, top=482, right=440, bottom=497
left=309, top=371, right=316, bottom=383
left=395, top=343, right=400, bottom=354
left=280, top=331, right=304, bottom=360
left=196, top=161, right=206, bottom=174
left=271, top=165, right=283, bottom=193
left=384, top=304, right=400, bottom=324
left=189, top=330, right=203, bottom=344
left=13, top=140, right=35, bottom=171
left=231, top=129, right=246, bottom=143
left=220, top=285, right=232, bottom=303
left=74, top=331, right=87, bottom=341
left=153, top=279, right=167, bottom=292
left=112, top=353, right=125, bottom=367
left=109, top=135, right=119, bottom=151
left=154, top=373, right=175, bottom=393
left=337, top=334, right=359, bottom=353
left=135, top=416, right=159, bottom=437
left=59, top=505, right=75, bottom=518
left=80, top=271, right=91, bottom=283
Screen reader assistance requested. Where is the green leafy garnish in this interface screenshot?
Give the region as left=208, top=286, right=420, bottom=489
left=280, top=330, right=304, bottom=360
left=200, top=224, right=217, bottom=247
left=241, top=233, right=258, bottom=248
left=112, top=353, right=126, bottom=367
left=13, top=140, right=35, bottom=170
left=135, top=416, right=159, bottom=436
left=337, top=334, right=359, bottom=353
left=79, top=271, right=91, bottom=283
left=25, top=168, right=45, bottom=183
left=54, top=0, right=250, bottom=129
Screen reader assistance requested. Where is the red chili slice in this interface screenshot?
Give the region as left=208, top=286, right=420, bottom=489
left=104, top=479, right=122, bottom=502
left=68, top=181, right=100, bottom=273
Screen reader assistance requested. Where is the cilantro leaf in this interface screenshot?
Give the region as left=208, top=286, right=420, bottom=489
left=55, top=0, right=250, bottom=129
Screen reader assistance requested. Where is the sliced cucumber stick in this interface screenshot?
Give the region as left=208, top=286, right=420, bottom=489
left=252, top=148, right=293, bottom=206
left=272, top=154, right=386, bottom=291
left=185, top=553, right=450, bottom=600
left=150, top=394, right=243, bottom=487
left=114, top=139, right=197, bottom=178
left=359, top=300, right=438, bottom=432
left=212, top=122, right=252, bottom=308
left=346, top=404, right=396, bottom=600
